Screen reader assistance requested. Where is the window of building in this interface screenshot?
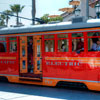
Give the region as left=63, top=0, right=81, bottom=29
left=88, top=32, right=100, bottom=51
left=9, top=37, right=17, bottom=52
left=0, top=37, right=7, bottom=52
left=44, top=35, right=55, bottom=52
left=57, top=34, right=68, bottom=52
left=72, top=33, right=84, bottom=53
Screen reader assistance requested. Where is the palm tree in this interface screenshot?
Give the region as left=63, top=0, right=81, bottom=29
left=3, top=10, right=12, bottom=26
left=0, top=14, right=6, bottom=26
left=10, top=4, right=25, bottom=25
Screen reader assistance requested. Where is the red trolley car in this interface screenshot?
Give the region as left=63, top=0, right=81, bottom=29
left=0, top=19, right=100, bottom=91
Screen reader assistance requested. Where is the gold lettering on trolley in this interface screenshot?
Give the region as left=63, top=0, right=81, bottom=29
left=45, top=57, right=100, bottom=67
left=0, top=61, right=16, bottom=64
left=46, top=61, right=80, bottom=66
left=0, top=57, right=16, bottom=60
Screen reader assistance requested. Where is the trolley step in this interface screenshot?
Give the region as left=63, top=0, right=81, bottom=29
left=19, top=77, right=42, bottom=82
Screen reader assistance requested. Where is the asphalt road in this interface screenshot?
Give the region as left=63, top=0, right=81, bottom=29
left=0, top=82, right=100, bottom=100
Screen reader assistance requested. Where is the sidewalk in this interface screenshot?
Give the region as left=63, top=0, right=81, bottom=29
left=0, top=91, right=64, bottom=100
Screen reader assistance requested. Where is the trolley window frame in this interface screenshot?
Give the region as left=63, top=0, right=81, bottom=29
left=87, top=31, right=100, bottom=52
left=9, top=37, right=18, bottom=53
left=44, top=34, right=55, bottom=54
left=0, top=37, right=7, bottom=53
left=57, top=33, right=69, bottom=53
left=71, top=32, right=85, bottom=53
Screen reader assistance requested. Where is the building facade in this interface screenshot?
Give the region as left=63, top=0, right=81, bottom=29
left=61, top=0, right=98, bottom=22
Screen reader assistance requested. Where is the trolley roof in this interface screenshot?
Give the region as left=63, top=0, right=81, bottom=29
left=0, top=19, right=100, bottom=35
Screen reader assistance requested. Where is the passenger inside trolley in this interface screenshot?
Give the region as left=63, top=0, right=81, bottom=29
left=90, top=33, right=99, bottom=51
left=9, top=37, right=17, bottom=52
left=28, top=37, right=33, bottom=73
left=76, top=38, right=84, bottom=51
left=10, top=42, right=17, bottom=52
left=88, top=32, right=100, bottom=51
left=58, top=34, right=68, bottom=52
left=72, top=33, right=84, bottom=53
left=0, top=43, right=5, bottom=52
left=97, top=40, right=100, bottom=51
left=61, top=44, right=66, bottom=52
left=0, top=37, right=7, bottom=52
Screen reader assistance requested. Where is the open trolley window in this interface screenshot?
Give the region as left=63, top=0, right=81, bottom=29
left=87, top=32, right=100, bottom=51
left=0, top=37, right=6, bottom=52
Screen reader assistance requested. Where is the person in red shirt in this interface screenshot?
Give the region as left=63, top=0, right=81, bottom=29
left=76, top=38, right=84, bottom=53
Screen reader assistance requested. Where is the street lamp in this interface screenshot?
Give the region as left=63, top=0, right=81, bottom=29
left=95, top=3, right=100, bottom=18
left=74, top=9, right=81, bottom=17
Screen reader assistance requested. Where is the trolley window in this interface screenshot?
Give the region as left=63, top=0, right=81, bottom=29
left=44, top=35, right=55, bottom=52
left=72, top=33, right=84, bottom=52
left=44, top=35, right=54, bottom=39
left=88, top=32, right=100, bottom=51
left=57, top=34, right=69, bottom=52
left=9, top=37, right=17, bottom=52
left=72, top=33, right=83, bottom=37
left=0, top=37, right=6, bottom=52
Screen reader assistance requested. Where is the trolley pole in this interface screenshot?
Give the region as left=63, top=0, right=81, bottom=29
left=32, top=0, right=36, bottom=25
left=86, top=0, right=89, bottom=20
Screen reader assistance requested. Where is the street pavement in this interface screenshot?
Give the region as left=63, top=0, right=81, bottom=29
left=0, top=82, right=100, bottom=100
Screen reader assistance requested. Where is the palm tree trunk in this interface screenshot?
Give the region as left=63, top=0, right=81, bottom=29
left=6, top=16, right=8, bottom=26
left=16, top=13, right=19, bottom=25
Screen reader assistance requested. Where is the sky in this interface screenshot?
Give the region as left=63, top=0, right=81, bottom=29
left=0, top=0, right=71, bottom=25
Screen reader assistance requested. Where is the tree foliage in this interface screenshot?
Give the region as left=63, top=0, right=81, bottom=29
left=41, top=14, right=63, bottom=23
left=3, top=10, right=12, bottom=26
left=10, top=4, right=25, bottom=25
left=41, top=14, right=49, bottom=23
left=0, top=14, right=6, bottom=26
